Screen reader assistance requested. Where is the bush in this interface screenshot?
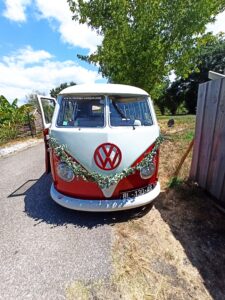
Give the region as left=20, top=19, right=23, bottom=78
left=0, top=125, right=20, bottom=145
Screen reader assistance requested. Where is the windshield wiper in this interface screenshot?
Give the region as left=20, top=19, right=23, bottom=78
left=112, top=102, right=128, bottom=120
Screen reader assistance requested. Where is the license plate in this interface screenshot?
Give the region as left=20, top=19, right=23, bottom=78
left=120, top=183, right=156, bottom=199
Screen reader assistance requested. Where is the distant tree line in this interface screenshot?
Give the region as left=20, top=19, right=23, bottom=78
left=26, top=82, right=76, bottom=109
left=50, top=82, right=76, bottom=98
left=0, top=82, right=76, bottom=144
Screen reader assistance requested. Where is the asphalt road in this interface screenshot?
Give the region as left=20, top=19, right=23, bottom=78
left=0, top=143, right=112, bottom=299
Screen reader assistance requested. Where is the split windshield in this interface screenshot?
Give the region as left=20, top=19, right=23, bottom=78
left=57, top=96, right=104, bottom=127
left=109, top=96, right=153, bottom=126
left=57, top=95, right=153, bottom=127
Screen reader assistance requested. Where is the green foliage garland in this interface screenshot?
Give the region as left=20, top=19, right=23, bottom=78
left=49, top=135, right=163, bottom=189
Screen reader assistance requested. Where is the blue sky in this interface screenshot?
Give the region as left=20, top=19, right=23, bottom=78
left=0, top=0, right=224, bottom=103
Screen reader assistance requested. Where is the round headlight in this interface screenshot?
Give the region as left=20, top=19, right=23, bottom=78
left=57, top=162, right=74, bottom=182
left=140, top=164, right=156, bottom=179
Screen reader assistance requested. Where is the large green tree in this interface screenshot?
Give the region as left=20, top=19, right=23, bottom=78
left=68, top=0, right=225, bottom=98
left=163, top=80, right=186, bottom=115
left=184, top=33, right=225, bottom=113
left=162, top=34, right=225, bottom=114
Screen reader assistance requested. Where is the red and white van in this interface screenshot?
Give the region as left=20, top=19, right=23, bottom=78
left=38, top=84, right=161, bottom=211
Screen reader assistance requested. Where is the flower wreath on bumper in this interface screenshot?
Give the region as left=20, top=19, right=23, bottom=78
left=49, top=135, right=164, bottom=189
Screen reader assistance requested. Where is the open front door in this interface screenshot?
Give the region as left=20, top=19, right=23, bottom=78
left=37, top=95, right=56, bottom=173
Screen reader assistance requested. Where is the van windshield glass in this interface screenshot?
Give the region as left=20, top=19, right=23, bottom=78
left=109, top=96, right=153, bottom=126
left=57, top=96, right=104, bottom=128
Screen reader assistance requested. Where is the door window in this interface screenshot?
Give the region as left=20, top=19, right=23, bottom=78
left=40, top=98, right=55, bottom=124
left=37, top=95, right=56, bottom=128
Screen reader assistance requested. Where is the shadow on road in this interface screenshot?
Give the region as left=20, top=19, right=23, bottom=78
left=155, top=184, right=225, bottom=300
left=8, top=172, right=225, bottom=298
left=9, top=173, right=153, bottom=228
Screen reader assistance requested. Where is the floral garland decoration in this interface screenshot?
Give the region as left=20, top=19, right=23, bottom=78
left=49, top=135, right=164, bottom=189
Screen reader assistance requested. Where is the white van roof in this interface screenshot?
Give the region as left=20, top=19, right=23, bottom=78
left=59, top=83, right=149, bottom=96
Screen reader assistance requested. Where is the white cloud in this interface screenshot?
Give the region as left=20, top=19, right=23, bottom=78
left=2, top=0, right=31, bottom=22
left=206, top=10, right=225, bottom=34
left=35, top=0, right=102, bottom=52
left=2, top=46, right=52, bottom=66
left=2, top=0, right=102, bottom=52
left=0, top=46, right=101, bottom=102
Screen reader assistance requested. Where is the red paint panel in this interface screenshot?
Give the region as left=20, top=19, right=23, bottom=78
left=50, top=142, right=159, bottom=200
left=112, top=169, right=158, bottom=198
left=112, top=144, right=159, bottom=198
left=43, top=128, right=51, bottom=173
left=50, top=150, right=104, bottom=199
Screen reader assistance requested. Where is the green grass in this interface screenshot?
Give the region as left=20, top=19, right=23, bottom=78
left=167, top=130, right=195, bottom=143
left=183, top=131, right=195, bottom=141
left=158, top=115, right=195, bottom=143
left=168, top=176, right=184, bottom=188
left=157, top=114, right=196, bottom=122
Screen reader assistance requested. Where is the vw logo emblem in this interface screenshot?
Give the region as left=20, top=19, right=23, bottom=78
left=94, top=143, right=122, bottom=171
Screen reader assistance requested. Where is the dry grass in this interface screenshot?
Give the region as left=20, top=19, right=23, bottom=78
left=0, top=134, right=42, bottom=148
left=109, top=115, right=225, bottom=300
left=158, top=115, right=195, bottom=188
left=66, top=115, right=225, bottom=300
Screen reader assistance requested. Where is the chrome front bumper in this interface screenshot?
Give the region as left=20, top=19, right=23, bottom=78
left=50, top=182, right=160, bottom=212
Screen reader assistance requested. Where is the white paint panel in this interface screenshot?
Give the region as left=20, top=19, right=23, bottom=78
left=59, top=83, right=149, bottom=96
left=50, top=125, right=160, bottom=176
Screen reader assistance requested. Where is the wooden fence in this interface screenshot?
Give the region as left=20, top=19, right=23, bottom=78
left=190, top=77, right=225, bottom=202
